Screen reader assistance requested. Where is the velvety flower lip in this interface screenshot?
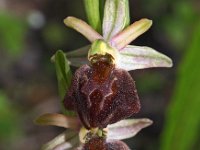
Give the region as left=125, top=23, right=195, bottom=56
left=64, top=63, right=140, bottom=129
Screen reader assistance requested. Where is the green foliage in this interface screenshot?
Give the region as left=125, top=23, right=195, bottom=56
left=137, top=73, right=165, bottom=94
left=84, top=0, right=102, bottom=33
left=0, top=12, right=27, bottom=57
left=54, top=50, right=74, bottom=115
left=54, top=50, right=72, bottom=99
left=160, top=21, right=200, bottom=150
left=0, top=91, right=21, bottom=141
left=99, top=0, right=106, bottom=21
left=161, top=1, right=198, bottom=50
left=43, top=23, right=67, bottom=48
left=125, top=0, right=130, bottom=27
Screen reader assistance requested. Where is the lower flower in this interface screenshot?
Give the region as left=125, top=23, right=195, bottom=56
left=35, top=113, right=152, bottom=150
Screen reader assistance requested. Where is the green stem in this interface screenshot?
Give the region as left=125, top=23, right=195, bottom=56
left=84, top=0, right=102, bottom=33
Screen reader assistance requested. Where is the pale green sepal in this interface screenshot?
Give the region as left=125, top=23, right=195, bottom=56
left=53, top=135, right=79, bottom=150
left=64, top=16, right=103, bottom=42
left=84, top=0, right=102, bottom=33
left=103, top=0, right=130, bottom=41
left=52, top=46, right=90, bottom=68
left=107, top=118, right=153, bottom=140
left=42, top=130, right=77, bottom=150
left=51, top=45, right=90, bottom=63
left=117, top=45, right=173, bottom=71
left=65, top=45, right=90, bottom=67
left=68, top=57, right=89, bottom=68
left=66, top=45, right=90, bottom=58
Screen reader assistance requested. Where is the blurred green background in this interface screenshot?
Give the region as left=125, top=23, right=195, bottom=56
left=0, top=0, right=200, bottom=150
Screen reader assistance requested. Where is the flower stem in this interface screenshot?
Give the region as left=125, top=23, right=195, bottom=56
left=84, top=0, right=102, bottom=33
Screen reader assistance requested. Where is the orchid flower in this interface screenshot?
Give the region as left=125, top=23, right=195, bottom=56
left=35, top=0, right=172, bottom=149
left=62, top=8, right=172, bottom=71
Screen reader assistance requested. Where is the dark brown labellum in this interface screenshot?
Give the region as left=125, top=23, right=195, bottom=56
left=81, top=137, right=130, bottom=150
left=64, top=60, right=140, bottom=129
